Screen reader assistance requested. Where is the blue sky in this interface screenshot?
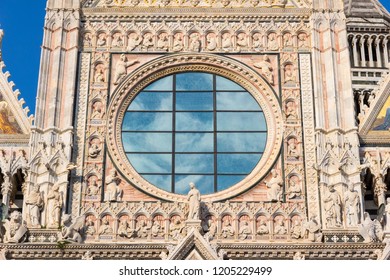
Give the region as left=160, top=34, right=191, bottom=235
left=1, top=1, right=390, bottom=115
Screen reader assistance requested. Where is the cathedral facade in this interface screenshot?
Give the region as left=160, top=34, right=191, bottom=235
left=1, top=0, right=390, bottom=260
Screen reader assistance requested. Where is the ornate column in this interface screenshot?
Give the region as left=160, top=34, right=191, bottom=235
left=368, top=37, right=374, bottom=68
left=359, top=36, right=366, bottom=67
left=1, top=172, right=12, bottom=210
left=352, top=35, right=359, bottom=67
left=383, top=38, right=389, bottom=68
left=375, top=37, right=383, bottom=68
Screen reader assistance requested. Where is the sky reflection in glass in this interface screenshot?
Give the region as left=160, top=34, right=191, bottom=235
left=122, top=72, right=268, bottom=194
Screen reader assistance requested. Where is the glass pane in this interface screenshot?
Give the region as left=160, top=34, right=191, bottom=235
left=144, top=75, right=173, bottom=91
left=217, top=154, right=261, bottom=174
left=141, top=175, right=172, bottom=192
left=217, top=175, right=246, bottom=192
left=217, top=91, right=260, bottom=110
left=176, top=92, right=213, bottom=111
left=217, top=112, right=266, bottom=131
left=175, top=175, right=214, bottom=195
left=176, top=72, right=213, bottom=91
left=175, top=154, right=214, bottom=173
left=128, top=154, right=172, bottom=173
left=127, top=92, right=172, bottom=111
left=176, top=133, right=214, bottom=152
left=122, top=112, right=172, bottom=131
left=176, top=112, right=213, bottom=131
left=122, top=133, right=172, bottom=152
left=216, top=76, right=245, bottom=90
left=217, top=133, right=267, bottom=152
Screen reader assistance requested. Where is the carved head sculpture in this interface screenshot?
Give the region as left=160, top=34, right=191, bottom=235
left=189, top=182, right=195, bottom=189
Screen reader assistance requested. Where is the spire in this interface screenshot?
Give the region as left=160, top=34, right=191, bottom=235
left=0, top=29, right=4, bottom=61
left=344, top=0, right=390, bottom=20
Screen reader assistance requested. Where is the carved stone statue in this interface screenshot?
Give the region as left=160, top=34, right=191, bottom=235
left=287, top=138, right=299, bottom=159
left=206, top=33, right=217, bottom=51
left=113, top=54, right=139, bottom=85
left=142, top=33, right=154, bottom=51
left=358, top=212, right=384, bottom=243
left=187, top=182, right=201, bottom=220
left=303, top=216, right=322, bottom=242
left=157, top=33, right=169, bottom=51
left=170, top=218, right=185, bottom=240
left=2, top=211, right=27, bottom=243
left=256, top=220, right=269, bottom=235
left=265, top=169, right=283, bottom=201
left=91, top=101, right=105, bottom=119
left=96, top=33, right=107, bottom=47
left=221, top=219, right=235, bottom=238
left=284, top=64, right=296, bottom=84
left=298, top=33, right=309, bottom=48
left=88, top=139, right=102, bottom=159
left=85, top=219, right=96, bottom=236
left=283, top=33, right=293, bottom=47
left=98, top=218, right=113, bottom=235
left=46, top=184, right=62, bottom=228
left=118, top=220, right=136, bottom=238
left=239, top=221, right=252, bottom=240
left=236, top=33, right=248, bottom=51
left=127, top=33, right=142, bottom=51
left=83, top=33, right=92, bottom=47
left=222, top=33, right=233, bottom=51
left=25, top=185, right=44, bottom=228
left=136, top=220, right=151, bottom=238
left=344, top=184, right=361, bottom=227
left=267, top=33, right=279, bottom=51
left=86, top=178, right=100, bottom=196
left=151, top=221, right=164, bottom=237
left=94, top=68, right=105, bottom=83
left=172, top=33, right=184, bottom=52
left=252, top=33, right=263, bottom=51
left=104, top=170, right=123, bottom=202
left=189, top=33, right=201, bottom=52
left=285, top=100, right=298, bottom=120
left=385, top=198, right=390, bottom=232
left=253, top=54, right=274, bottom=85
left=290, top=220, right=303, bottom=239
left=323, top=184, right=342, bottom=227
left=274, top=218, right=287, bottom=235
left=58, top=214, right=85, bottom=243
left=287, top=177, right=302, bottom=199
left=112, top=33, right=124, bottom=47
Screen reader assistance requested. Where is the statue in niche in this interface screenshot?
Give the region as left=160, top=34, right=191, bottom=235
left=287, top=177, right=302, bottom=199
left=285, top=100, right=298, bottom=120
left=265, top=169, right=283, bottom=201
left=104, top=170, right=123, bottom=202
left=298, top=33, right=309, bottom=48
left=287, top=138, right=299, bottom=159
left=206, top=33, right=217, bottom=51
left=96, top=33, right=107, bottom=47
left=367, top=92, right=376, bottom=107
left=303, top=216, right=322, bottom=242
left=221, top=33, right=233, bottom=52
left=358, top=212, right=384, bottom=243
left=205, top=219, right=217, bottom=240
left=256, top=219, right=269, bottom=235
left=267, top=33, right=279, bottom=51
left=189, top=33, right=201, bottom=52
left=187, top=182, right=201, bottom=220
left=127, top=33, right=142, bottom=51
left=83, top=33, right=92, bottom=47
left=290, top=219, right=303, bottom=239
left=385, top=197, right=390, bottom=232
left=88, top=138, right=102, bottom=159
left=239, top=221, right=252, bottom=240
left=157, top=33, right=169, bottom=51
left=172, top=33, right=184, bottom=52
left=85, top=219, right=96, bottom=236
left=113, top=54, right=139, bottom=85
left=112, top=33, right=124, bottom=47
left=91, top=101, right=105, bottom=119
left=136, top=220, right=151, bottom=238
left=323, top=184, right=342, bottom=227
left=170, top=217, right=185, bottom=240
left=283, top=33, right=293, bottom=48
left=253, top=55, right=274, bottom=85
left=118, top=220, right=136, bottom=238
left=86, top=178, right=100, bottom=196
left=151, top=220, right=164, bottom=237
left=252, top=33, right=263, bottom=51
left=344, top=184, right=361, bottom=227
left=58, top=214, right=85, bottom=243
left=221, top=218, right=235, bottom=238
left=94, top=68, right=105, bottom=83
left=3, top=211, right=27, bottom=243
left=46, top=184, right=62, bottom=228
left=98, top=218, right=113, bottom=235
left=236, top=33, right=248, bottom=51
left=274, top=218, right=287, bottom=235
left=25, top=185, right=44, bottom=228
left=284, top=64, right=296, bottom=84
left=141, top=33, right=154, bottom=51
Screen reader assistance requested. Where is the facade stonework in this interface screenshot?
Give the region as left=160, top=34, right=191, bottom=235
left=1, top=0, right=390, bottom=260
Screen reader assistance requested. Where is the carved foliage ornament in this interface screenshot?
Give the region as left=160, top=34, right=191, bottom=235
left=106, top=53, right=283, bottom=202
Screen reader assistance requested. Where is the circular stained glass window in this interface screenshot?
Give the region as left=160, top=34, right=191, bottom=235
left=122, top=72, right=267, bottom=195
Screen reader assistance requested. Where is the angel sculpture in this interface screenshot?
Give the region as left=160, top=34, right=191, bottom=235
left=358, top=212, right=384, bottom=243
left=58, top=214, right=86, bottom=243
